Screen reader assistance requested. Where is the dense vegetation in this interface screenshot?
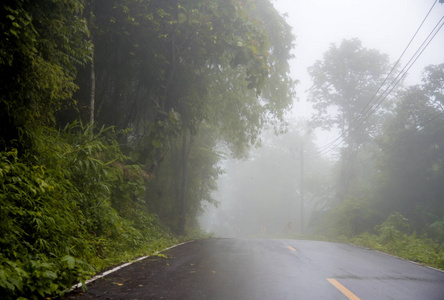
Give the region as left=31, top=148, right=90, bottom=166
left=308, top=40, right=444, bottom=269
left=0, top=0, right=295, bottom=298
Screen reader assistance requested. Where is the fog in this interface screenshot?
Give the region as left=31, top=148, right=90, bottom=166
left=200, top=0, right=444, bottom=238
left=275, top=0, right=444, bottom=119
left=200, top=126, right=334, bottom=238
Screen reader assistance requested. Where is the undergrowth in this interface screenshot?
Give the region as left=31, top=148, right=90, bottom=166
left=344, top=213, right=444, bottom=270
left=0, top=123, right=179, bottom=299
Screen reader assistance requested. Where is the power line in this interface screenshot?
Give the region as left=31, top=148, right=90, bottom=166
left=349, top=0, right=439, bottom=129
left=307, top=3, right=443, bottom=159
left=309, top=14, right=444, bottom=160
left=360, top=15, right=444, bottom=126
left=311, top=15, right=443, bottom=159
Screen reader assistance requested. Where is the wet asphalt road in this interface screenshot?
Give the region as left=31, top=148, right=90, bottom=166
left=69, top=238, right=444, bottom=299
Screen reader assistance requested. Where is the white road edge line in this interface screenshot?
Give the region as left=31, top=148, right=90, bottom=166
left=69, top=240, right=193, bottom=292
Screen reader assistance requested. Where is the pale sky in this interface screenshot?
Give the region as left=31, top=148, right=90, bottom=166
left=272, top=0, right=444, bottom=125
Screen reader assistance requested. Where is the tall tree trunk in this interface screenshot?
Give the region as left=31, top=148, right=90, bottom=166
left=337, top=146, right=358, bottom=201
left=86, top=1, right=95, bottom=126
left=178, top=130, right=194, bottom=234
left=90, top=50, right=95, bottom=125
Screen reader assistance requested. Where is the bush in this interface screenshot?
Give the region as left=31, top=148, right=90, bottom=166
left=316, top=196, right=381, bottom=237
left=0, top=253, right=94, bottom=300
left=350, top=213, right=444, bottom=270
left=375, top=212, right=410, bottom=244
left=0, top=123, right=177, bottom=299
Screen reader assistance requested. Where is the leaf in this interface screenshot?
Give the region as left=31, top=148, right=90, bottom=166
left=61, top=255, right=75, bottom=269
left=43, top=270, right=57, bottom=280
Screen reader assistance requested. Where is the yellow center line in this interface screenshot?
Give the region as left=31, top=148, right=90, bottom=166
left=288, top=246, right=297, bottom=252
left=327, top=278, right=360, bottom=300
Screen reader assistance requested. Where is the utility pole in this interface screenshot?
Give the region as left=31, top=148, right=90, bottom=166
left=290, top=135, right=307, bottom=235
left=300, top=140, right=304, bottom=235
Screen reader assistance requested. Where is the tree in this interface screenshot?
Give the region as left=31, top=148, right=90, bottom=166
left=0, top=0, right=90, bottom=150
left=375, top=64, right=444, bottom=234
left=170, top=0, right=295, bottom=233
left=307, top=38, right=394, bottom=198
left=71, top=0, right=295, bottom=233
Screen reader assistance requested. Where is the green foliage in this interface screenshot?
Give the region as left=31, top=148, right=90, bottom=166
left=350, top=213, right=444, bottom=270
left=0, top=253, right=94, bottom=300
left=146, top=127, right=224, bottom=234
left=76, top=0, right=294, bottom=169
left=0, top=147, right=94, bottom=299
left=374, top=64, right=444, bottom=236
left=312, top=64, right=444, bottom=272
left=375, top=212, right=410, bottom=244
left=0, top=123, right=177, bottom=299
left=429, top=217, right=444, bottom=241
left=179, top=228, right=216, bottom=242
left=315, top=195, right=382, bottom=238
left=0, top=0, right=90, bottom=149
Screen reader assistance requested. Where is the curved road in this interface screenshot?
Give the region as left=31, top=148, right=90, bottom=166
left=67, top=239, right=444, bottom=299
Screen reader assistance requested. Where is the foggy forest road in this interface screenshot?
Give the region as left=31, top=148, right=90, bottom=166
left=67, top=239, right=444, bottom=300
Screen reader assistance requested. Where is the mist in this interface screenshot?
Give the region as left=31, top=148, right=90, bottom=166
left=200, top=125, right=334, bottom=238
left=200, top=0, right=444, bottom=242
